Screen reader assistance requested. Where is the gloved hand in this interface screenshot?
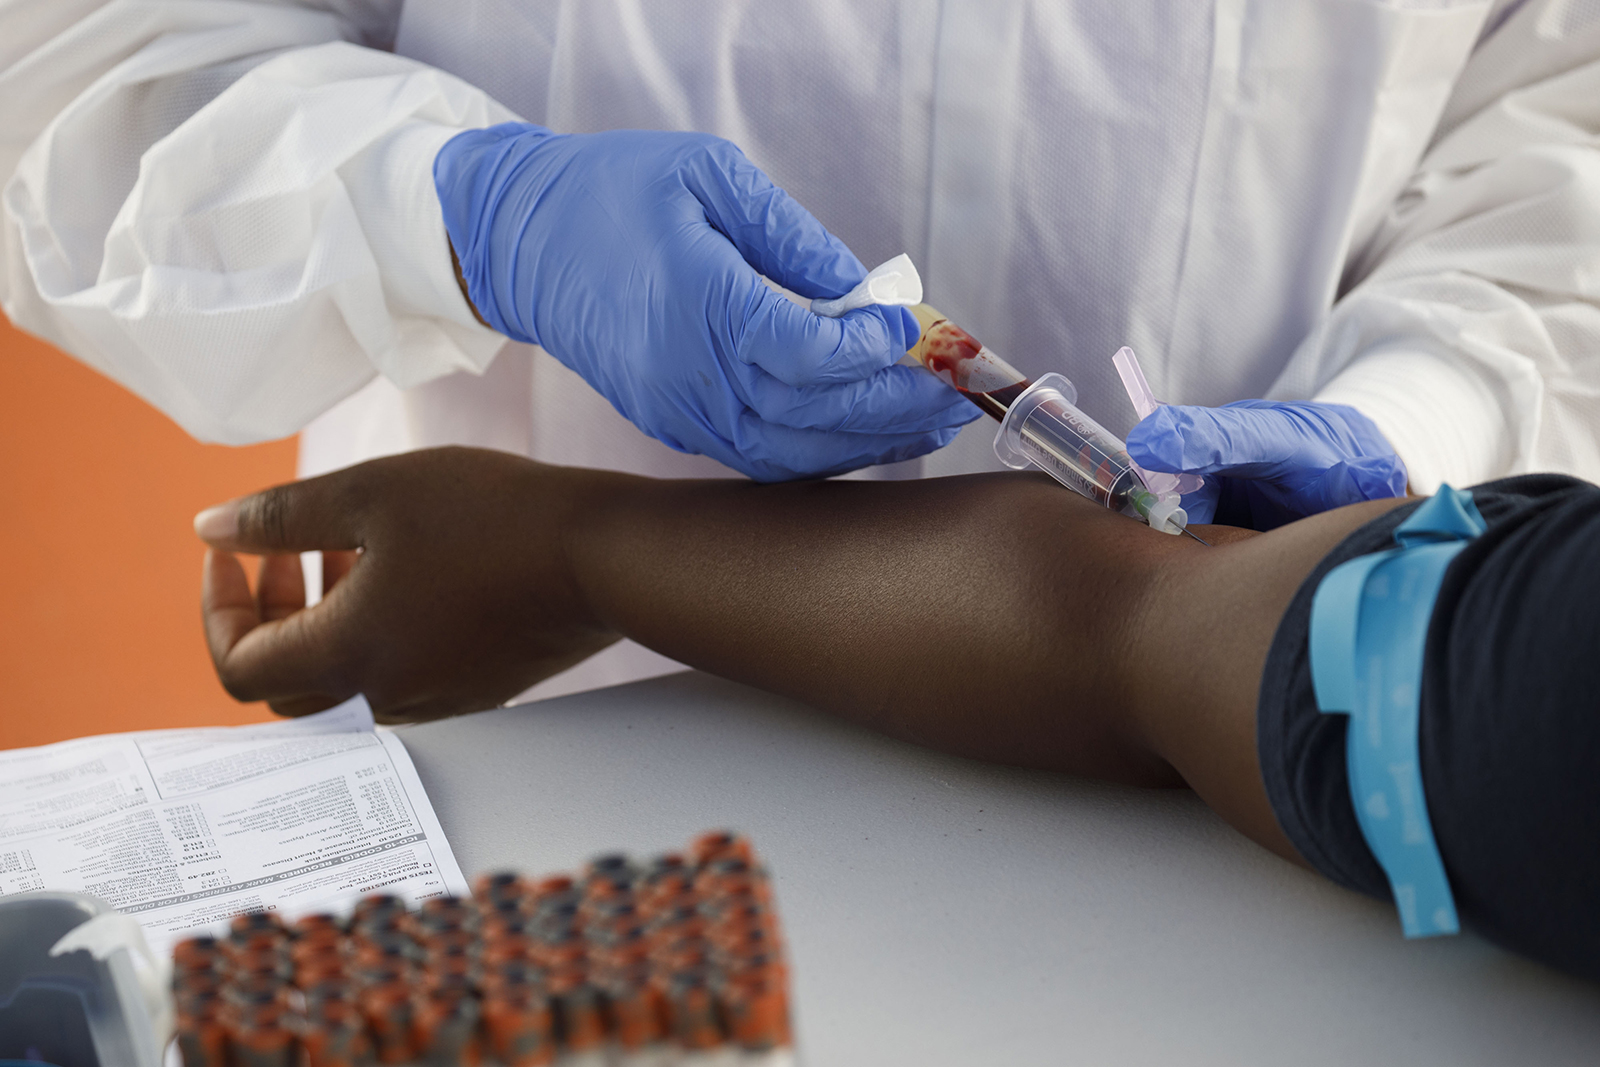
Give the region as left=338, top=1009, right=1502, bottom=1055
left=435, top=123, right=976, bottom=480
left=1125, top=400, right=1408, bottom=529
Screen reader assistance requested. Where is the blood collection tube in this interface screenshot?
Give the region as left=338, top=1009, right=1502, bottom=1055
left=226, top=1004, right=297, bottom=1067
left=223, top=973, right=293, bottom=1014
left=293, top=949, right=349, bottom=987
left=719, top=972, right=789, bottom=1051
left=481, top=935, right=535, bottom=971
left=693, top=856, right=763, bottom=896
left=173, top=972, right=223, bottom=1008
left=529, top=876, right=578, bottom=905
left=663, top=974, right=723, bottom=1049
left=640, top=854, right=693, bottom=907
left=603, top=979, right=665, bottom=1051
left=480, top=958, right=544, bottom=993
left=173, top=936, right=222, bottom=974
left=475, top=870, right=528, bottom=903
left=482, top=987, right=556, bottom=1067
left=359, top=982, right=418, bottom=1064
left=175, top=934, right=233, bottom=1067
left=354, top=933, right=419, bottom=978
left=552, top=980, right=606, bottom=1053
left=352, top=895, right=409, bottom=927
left=411, top=986, right=482, bottom=1067
left=230, top=911, right=289, bottom=938
left=420, top=923, right=479, bottom=951
left=293, top=913, right=346, bottom=941
left=904, top=305, right=1034, bottom=420
left=483, top=916, right=534, bottom=954
left=423, top=943, right=482, bottom=985
left=417, top=895, right=479, bottom=933
left=701, top=897, right=768, bottom=938
left=224, top=932, right=289, bottom=964
left=294, top=997, right=371, bottom=1067
left=579, top=900, right=632, bottom=940
left=709, top=923, right=782, bottom=966
left=175, top=995, right=229, bottom=1067
left=689, top=831, right=754, bottom=869
left=531, top=901, right=580, bottom=937
left=482, top=889, right=531, bottom=919
left=584, top=853, right=638, bottom=895
left=645, top=899, right=702, bottom=934
left=528, top=933, right=586, bottom=978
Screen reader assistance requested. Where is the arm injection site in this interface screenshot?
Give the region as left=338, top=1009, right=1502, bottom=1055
left=811, top=257, right=1206, bottom=541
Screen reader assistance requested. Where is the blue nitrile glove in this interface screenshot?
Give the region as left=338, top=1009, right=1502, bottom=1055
left=1126, top=400, right=1408, bottom=529
left=435, top=123, right=977, bottom=481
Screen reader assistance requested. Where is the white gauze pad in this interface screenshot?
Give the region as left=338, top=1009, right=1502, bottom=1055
left=810, top=254, right=923, bottom=317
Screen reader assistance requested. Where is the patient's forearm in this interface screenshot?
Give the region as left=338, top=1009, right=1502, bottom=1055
left=199, top=447, right=1409, bottom=864
left=568, top=470, right=1414, bottom=863
left=570, top=472, right=1199, bottom=784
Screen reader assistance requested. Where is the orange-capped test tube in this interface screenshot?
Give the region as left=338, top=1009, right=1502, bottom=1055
left=482, top=988, right=555, bottom=1067
left=175, top=1003, right=228, bottom=1067
left=411, top=986, right=482, bottom=1067
left=226, top=1004, right=296, bottom=1067
left=605, top=980, right=665, bottom=1051
left=173, top=936, right=222, bottom=974
left=664, top=975, right=723, bottom=1050
left=528, top=876, right=577, bottom=904
left=352, top=894, right=409, bottom=926
left=689, top=831, right=754, bottom=868
left=359, top=983, right=418, bottom=1065
left=475, top=870, right=528, bottom=902
left=553, top=982, right=606, bottom=1053
left=294, top=998, right=370, bottom=1067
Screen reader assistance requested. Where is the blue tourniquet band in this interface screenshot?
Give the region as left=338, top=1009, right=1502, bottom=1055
left=1307, top=486, right=1486, bottom=938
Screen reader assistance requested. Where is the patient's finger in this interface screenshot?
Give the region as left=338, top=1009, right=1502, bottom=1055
left=257, top=553, right=306, bottom=623
left=203, top=550, right=259, bottom=667
left=206, top=579, right=358, bottom=711
left=194, top=469, right=366, bottom=555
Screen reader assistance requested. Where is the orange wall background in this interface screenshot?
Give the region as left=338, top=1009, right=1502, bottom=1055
left=1, top=315, right=294, bottom=749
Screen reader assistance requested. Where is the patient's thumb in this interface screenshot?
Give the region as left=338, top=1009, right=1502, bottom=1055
left=194, top=476, right=362, bottom=554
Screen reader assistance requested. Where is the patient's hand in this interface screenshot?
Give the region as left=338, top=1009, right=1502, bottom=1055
left=195, top=448, right=627, bottom=722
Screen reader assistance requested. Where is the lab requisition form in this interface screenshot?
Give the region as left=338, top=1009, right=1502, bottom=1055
left=0, top=700, right=468, bottom=950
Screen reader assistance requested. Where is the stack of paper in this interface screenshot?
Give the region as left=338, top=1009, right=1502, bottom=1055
left=0, top=699, right=467, bottom=952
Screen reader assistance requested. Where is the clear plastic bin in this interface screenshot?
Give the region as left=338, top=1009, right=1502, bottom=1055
left=0, top=892, right=164, bottom=1067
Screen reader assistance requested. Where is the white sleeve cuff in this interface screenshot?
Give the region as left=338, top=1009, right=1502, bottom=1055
left=340, top=119, right=499, bottom=339
left=1312, top=343, right=1514, bottom=494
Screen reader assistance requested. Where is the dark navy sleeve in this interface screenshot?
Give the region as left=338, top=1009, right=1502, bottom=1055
left=1256, top=474, right=1600, bottom=981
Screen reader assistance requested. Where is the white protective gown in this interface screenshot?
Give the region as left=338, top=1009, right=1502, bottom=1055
left=4, top=0, right=1600, bottom=699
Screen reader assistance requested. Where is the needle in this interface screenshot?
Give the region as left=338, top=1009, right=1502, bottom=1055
left=1180, top=526, right=1211, bottom=546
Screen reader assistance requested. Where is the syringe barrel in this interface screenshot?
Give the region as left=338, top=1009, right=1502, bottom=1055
left=993, top=374, right=1147, bottom=512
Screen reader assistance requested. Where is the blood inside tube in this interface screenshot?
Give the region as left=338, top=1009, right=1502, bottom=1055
left=909, top=313, right=1032, bottom=421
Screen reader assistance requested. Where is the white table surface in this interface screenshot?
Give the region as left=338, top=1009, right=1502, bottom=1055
left=395, top=671, right=1600, bottom=1066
